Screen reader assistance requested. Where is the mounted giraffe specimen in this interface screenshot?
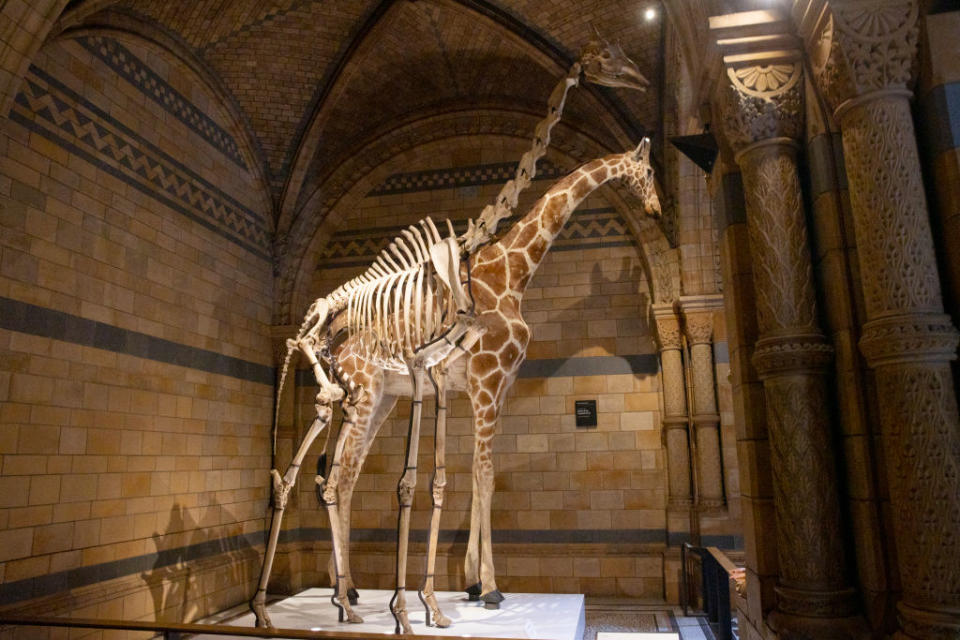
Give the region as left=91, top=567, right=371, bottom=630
left=251, top=37, right=653, bottom=635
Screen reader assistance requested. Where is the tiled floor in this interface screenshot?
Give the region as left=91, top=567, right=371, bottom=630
left=583, top=599, right=738, bottom=640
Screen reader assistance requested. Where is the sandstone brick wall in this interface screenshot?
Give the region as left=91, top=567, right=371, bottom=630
left=276, top=138, right=740, bottom=601
left=0, top=33, right=273, bottom=631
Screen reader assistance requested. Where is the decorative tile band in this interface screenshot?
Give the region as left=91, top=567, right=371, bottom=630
left=317, top=207, right=634, bottom=270
left=0, top=526, right=742, bottom=606
left=12, top=65, right=271, bottom=260
left=368, top=159, right=566, bottom=196
left=0, top=296, right=274, bottom=385
left=78, top=36, right=247, bottom=169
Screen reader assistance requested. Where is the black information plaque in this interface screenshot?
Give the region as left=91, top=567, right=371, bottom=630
left=575, top=399, right=597, bottom=428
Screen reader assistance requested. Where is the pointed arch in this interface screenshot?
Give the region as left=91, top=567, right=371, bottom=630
left=50, top=8, right=274, bottom=218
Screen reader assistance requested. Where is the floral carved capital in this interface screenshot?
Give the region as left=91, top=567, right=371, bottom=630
left=718, top=61, right=804, bottom=152
left=655, top=315, right=683, bottom=350
left=810, top=0, right=919, bottom=113
left=684, top=312, right=714, bottom=345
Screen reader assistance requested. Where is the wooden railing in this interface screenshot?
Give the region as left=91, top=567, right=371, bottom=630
left=0, top=615, right=531, bottom=640
left=680, top=543, right=738, bottom=640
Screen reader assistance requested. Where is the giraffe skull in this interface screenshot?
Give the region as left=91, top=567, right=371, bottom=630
left=580, top=36, right=649, bottom=91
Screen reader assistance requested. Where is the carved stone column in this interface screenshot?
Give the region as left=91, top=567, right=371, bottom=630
left=711, top=12, right=863, bottom=635
left=809, top=2, right=960, bottom=637
left=653, top=303, right=692, bottom=511
left=680, top=295, right=725, bottom=510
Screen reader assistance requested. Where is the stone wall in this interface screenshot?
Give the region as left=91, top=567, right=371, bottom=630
left=0, top=33, right=273, bottom=630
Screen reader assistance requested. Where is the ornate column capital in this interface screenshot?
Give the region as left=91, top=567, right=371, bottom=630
left=653, top=303, right=683, bottom=350
left=680, top=294, right=724, bottom=345
left=808, top=0, right=920, bottom=116
left=710, top=10, right=805, bottom=153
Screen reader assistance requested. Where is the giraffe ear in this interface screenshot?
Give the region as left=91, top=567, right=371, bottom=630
left=634, top=137, right=651, bottom=162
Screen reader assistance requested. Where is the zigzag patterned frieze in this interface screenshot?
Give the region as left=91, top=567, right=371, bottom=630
left=13, top=69, right=270, bottom=260
left=368, top=159, right=567, bottom=195
left=78, top=36, right=247, bottom=170
left=317, top=208, right=630, bottom=269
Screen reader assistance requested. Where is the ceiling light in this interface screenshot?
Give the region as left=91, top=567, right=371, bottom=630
left=644, top=7, right=657, bottom=21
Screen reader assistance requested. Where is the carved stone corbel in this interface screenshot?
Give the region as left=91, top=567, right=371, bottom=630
left=806, top=2, right=960, bottom=637
left=710, top=10, right=864, bottom=636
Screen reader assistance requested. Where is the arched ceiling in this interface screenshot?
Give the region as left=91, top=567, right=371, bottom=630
left=56, top=0, right=664, bottom=221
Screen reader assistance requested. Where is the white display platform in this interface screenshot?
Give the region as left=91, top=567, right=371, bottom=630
left=597, top=633, right=680, bottom=639
left=199, top=588, right=586, bottom=640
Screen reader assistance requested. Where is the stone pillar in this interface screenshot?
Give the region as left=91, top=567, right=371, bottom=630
left=680, top=295, right=725, bottom=511
left=653, top=303, right=692, bottom=511
left=711, top=13, right=863, bottom=635
left=809, top=2, right=960, bottom=637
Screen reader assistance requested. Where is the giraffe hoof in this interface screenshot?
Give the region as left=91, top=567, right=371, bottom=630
left=465, top=582, right=482, bottom=601
left=347, top=587, right=359, bottom=606
left=434, top=612, right=452, bottom=627
left=482, top=590, right=504, bottom=609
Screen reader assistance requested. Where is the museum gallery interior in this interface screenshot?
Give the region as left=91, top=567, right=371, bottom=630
left=0, top=0, right=959, bottom=638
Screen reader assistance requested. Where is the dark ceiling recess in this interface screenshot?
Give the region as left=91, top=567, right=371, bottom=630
left=669, top=131, right=718, bottom=173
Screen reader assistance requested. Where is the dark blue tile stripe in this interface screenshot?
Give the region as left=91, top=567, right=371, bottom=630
left=667, top=532, right=743, bottom=549
left=0, top=296, right=274, bottom=385
left=517, top=354, right=658, bottom=378
left=28, top=64, right=265, bottom=231
left=295, top=354, right=657, bottom=387
left=0, top=532, right=265, bottom=606
left=77, top=36, right=247, bottom=170
left=0, top=526, right=723, bottom=605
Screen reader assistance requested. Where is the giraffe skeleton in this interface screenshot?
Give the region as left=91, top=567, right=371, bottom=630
left=251, top=35, right=652, bottom=634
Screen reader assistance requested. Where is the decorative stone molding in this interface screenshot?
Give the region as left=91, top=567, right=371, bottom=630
left=859, top=314, right=959, bottom=366
left=653, top=303, right=683, bottom=351
left=683, top=311, right=714, bottom=346
left=752, top=334, right=835, bottom=378
left=809, top=0, right=920, bottom=114
left=719, top=62, right=804, bottom=150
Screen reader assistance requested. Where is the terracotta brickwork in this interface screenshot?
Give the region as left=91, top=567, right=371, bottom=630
left=274, top=138, right=740, bottom=600
left=0, top=33, right=273, bottom=629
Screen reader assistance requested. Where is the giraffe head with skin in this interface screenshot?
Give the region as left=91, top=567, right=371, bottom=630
left=619, top=137, right=661, bottom=216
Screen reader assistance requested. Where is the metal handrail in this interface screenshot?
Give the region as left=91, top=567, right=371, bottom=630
left=0, top=614, right=537, bottom=640
left=679, top=543, right=737, bottom=640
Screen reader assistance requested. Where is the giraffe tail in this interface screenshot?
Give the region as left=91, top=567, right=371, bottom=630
left=271, top=338, right=298, bottom=465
